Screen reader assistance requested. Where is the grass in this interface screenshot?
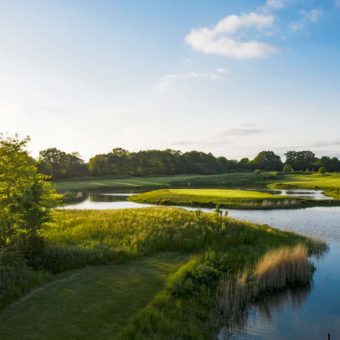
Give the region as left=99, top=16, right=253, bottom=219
left=271, top=173, right=340, bottom=199
left=55, top=172, right=340, bottom=200
left=0, top=253, right=189, bottom=339
left=219, top=244, right=313, bottom=331
left=129, top=188, right=311, bottom=209
left=254, top=244, right=312, bottom=291
left=55, top=174, right=207, bottom=192
left=0, top=207, right=326, bottom=338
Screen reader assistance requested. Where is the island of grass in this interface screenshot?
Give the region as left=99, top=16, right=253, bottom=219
left=55, top=172, right=340, bottom=204
left=0, top=207, right=325, bottom=339
left=129, top=188, right=330, bottom=209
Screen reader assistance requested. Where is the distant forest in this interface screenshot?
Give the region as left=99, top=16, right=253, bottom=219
left=36, top=148, right=340, bottom=180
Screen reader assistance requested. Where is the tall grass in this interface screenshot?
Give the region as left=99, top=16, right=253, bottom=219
left=219, top=244, right=313, bottom=331
left=255, top=244, right=312, bottom=291
left=0, top=207, right=326, bottom=338
left=37, top=208, right=323, bottom=272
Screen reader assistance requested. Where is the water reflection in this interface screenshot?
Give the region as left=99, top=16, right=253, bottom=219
left=220, top=284, right=312, bottom=339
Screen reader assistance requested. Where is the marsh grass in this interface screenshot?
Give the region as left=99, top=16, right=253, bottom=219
left=37, top=208, right=322, bottom=273
left=0, top=207, right=326, bottom=339
left=219, top=244, right=313, bottom=332
left=255, top=244, right=312, bottom=291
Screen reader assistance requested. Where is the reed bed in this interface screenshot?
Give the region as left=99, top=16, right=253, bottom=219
left=219, top=244, right=313, bottom=331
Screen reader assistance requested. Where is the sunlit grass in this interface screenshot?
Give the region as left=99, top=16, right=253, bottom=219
left=0, top=207, right=326, bottom=338
left=129, top=188, right=301, bottom=209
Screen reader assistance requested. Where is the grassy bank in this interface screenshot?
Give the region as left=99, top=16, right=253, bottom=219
left=55, top=172, right=340, bottom=200
left=0, top=208, right=325, bottom=338
left=0, top=253, right=188, bottom=340
left=271, top=173, right=340, bottom=199
left=129, top=188, right=325, bottom=209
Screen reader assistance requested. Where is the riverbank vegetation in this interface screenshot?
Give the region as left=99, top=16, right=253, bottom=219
left=219, top=244, right=312, bottom=333
left=0, top=207, right=325, bottom=338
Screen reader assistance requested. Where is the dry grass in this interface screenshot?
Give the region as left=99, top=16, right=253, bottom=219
left=219, top=244, right=312, bottom=330
left=255, top=244, right=312, bottom=291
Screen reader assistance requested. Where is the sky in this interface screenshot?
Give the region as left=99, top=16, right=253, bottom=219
left=1, top=0, right=340, bottom=161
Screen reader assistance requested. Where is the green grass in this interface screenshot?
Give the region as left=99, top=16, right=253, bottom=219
left=0, top=208, right=326, bottom=338
left=55, top=174, right=206, bottom=192
left=129, top=188, right=307, bottom=209
left=0, top=253, right=189, bottom=340
left=55, top=172, right=340, bottom=200
left=271, top=173, right=340, bottom=198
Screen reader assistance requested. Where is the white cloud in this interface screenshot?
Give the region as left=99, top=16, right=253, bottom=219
left=301, top=9, right=323, bottom=23
left=266, top=0, right=285, bottom=9
left=290, top=22, right=304, bottom=32
left=185, top=13, right=276, bottom=59
left=290, top=9, right=323, bottom=32
left=156, top=67, right=230, bottom=89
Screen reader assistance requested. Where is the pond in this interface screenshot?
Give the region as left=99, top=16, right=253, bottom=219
left=60, top=189, right=331, bottom=210
left=61, top=191, right=340, bottom=339
left=223, top=207, right=340, bottom=339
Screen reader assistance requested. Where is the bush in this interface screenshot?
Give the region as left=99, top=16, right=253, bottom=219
left=318, top=166, right=326, bottom=174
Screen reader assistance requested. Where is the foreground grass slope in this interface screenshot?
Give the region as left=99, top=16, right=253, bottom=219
left=130, top=188, right=317, bottom=209
left=0, top=253, right=188, bottom=340
left=0, top=208, right=325, bottom=339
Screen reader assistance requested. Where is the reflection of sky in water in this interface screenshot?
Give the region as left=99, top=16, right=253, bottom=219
left=226, top=207, right=340, bottom=340
left=60, top=193, right=340, bottom=339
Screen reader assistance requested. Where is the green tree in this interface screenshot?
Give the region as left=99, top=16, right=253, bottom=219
left=38, top=148, right=87, bottom=179
left=282, top=164, right=294, bottom=173
left=285, top=151, right=317, bottom=171
left=0, top=135, right=56, bottom=266
left=252, top=151, right=282, bottom=171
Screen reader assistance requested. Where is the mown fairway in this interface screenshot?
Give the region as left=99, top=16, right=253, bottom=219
left=0, top=253, right=189, bottom=340
left=129, top=188, right=294, bottom=209
left=272, top=173, right=340, bottom=198
left=55, top=174, right=206, bottom=192
left=55, top=172, right=340, bottom=196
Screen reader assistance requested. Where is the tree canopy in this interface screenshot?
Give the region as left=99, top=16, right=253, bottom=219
left=0, top=135, right=56, bottom=266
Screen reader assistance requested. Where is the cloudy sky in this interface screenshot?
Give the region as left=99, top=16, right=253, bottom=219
left=1, top=0, right=340, bottom=160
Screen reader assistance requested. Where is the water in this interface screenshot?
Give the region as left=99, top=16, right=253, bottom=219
left=59, top=193, right=153, bottom=210
left=61, top=191, right=340, bottom=339
left=60, top=189, right=331, bottom=210
left=256, top=189, right=331, bottom=200
left=225, top=207, right=340, bottom=340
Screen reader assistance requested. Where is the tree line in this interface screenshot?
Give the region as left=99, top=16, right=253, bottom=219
left=36, top=147, right=340, bottom=180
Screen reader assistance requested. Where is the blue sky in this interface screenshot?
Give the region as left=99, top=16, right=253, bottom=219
left=1, top=0, right=340, bottom=160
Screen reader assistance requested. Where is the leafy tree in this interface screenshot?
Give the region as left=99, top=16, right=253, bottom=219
left=252, top=151, right=283, bottom=171
left=0, top=135, right=56, bottom=266
left=315, top=156, right=340, bottom=173
left=285, top=151, right=317, bottom=171
left=38, top=148, right=87, bottom=179
left=282, top=164, right=294, bottom=173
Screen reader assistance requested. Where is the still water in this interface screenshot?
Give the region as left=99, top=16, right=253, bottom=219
left=61, top=192, right=340, bottom=339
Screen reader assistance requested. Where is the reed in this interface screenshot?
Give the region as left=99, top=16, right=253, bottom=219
left=255, top=244, right=312, bottom=291
left=219, top=244, right=313, bottom=331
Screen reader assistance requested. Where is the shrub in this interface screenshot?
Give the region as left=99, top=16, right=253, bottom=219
left=318, top=166, right=326, bottom=174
